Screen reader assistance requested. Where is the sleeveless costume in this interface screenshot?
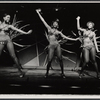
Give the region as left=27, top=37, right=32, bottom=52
left=81, top=29, right=95, bottom=51
left=0, top=25, right=11, bottom=45
left=47, top=31, right=60, bottom=51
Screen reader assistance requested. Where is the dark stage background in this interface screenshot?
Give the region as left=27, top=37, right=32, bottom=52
left=0, top=3, right=100, bottom=70
left=0, top=3, right=100, bottom=94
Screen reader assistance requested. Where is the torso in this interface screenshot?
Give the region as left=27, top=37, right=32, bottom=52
left=48, top=28, right=59, bottom=45
left=0, top=22, right=10, bottom=36
left=82, top=29, right=95, bottom=47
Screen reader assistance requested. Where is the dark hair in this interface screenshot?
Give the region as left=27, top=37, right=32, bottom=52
left=51, top=19, right=59, bottom=29
left=3, top=13, right=10, bottom=17
left=87, top=21, right=94, bottom=27
left=1, top=13, right=10, bottom=24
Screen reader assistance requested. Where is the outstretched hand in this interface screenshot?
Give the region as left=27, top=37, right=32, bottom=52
left=27, top=30, right=32, bottom=34
left=76, top=16, right=80, bottom=20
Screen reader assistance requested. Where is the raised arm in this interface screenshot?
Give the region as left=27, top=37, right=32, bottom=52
left=59, top=31, right=79, bottom=41
left=36, top=9, right=51, bottom=30
left=9, top=25, right=32, bottom=34
left=76, top=16, right=85, bottom=32
left=93, top=33, right=100, bottom=52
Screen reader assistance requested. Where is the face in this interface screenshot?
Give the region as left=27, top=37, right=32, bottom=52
left=87, top=22, right=94, bottom=29
left=3, top=15, right=10, bottom=23
left=52, top=21, right=58, bottom=28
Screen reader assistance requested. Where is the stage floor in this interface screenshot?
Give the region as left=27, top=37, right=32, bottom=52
left=0, top=66, right=100, bottom=94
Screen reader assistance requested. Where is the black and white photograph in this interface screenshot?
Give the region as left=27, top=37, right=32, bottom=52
left=0, top=2, right=100, bottom=95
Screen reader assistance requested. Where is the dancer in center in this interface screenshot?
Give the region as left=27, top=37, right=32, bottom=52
left=36, top=9, right=79, bottom=78
left=76, top=16, right=100, bottom=79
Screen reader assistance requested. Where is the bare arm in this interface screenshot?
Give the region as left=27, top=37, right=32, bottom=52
left=9, top=25, right=32, bottom=34
left=45, top=31, right=49, bottom=41
left=93, top=33, right=100, bottom=52
left=36, top=9, right=51, bottom=30
left=59, top=31, right=79, bottom=41
left=76, top=16, right=85, bottom=32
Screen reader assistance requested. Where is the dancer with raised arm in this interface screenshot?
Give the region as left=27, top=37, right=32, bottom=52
left=76, top=16, right=100, bottom=79
left=0, top=14, right=32, bottom=77
left=36, top=9, right=79, bottom=78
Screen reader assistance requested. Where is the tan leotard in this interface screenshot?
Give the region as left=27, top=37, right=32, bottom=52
left=0, top=23, right=11, bottom=45
left=82, top=29, right=95, bottom=50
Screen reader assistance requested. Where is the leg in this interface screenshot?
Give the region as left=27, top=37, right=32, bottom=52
left=6, top=41, right=24, bottom=77
left=90, top=47, right=99, bottom=78
left=0, top=44, right=5, bottom=56
left=45, top=45, right=54, bottom=76
left=56, top=45, right=65, bottom=78
left=74, top=51, right=82, bottom=71
left=80, top=48, right=89, bottom=77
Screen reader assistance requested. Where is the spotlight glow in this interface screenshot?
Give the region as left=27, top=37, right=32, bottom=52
left=10, top=84, right=21, bottom=86
left=70, top=86, right=80, bottom=88
left=39, top=85, right=51, bottom=88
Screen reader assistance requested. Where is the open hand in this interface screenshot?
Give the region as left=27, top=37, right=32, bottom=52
left=27, top=30, right=32, bottom=34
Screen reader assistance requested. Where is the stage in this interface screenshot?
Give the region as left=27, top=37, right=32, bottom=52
left=0, top=66, right=100, bottom=94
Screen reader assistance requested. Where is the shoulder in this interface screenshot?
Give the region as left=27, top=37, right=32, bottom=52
left=92, top=31, right=96, bottom=36
left=56, top=30, right=61, bottom=34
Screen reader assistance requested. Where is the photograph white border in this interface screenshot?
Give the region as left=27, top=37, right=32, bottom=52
left=0, top=1, right=100, bottom=98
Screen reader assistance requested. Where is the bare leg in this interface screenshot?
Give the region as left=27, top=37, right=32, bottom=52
left=6, top=41, right=24, bottom=77
left=74, top=52, right=82, bottom=71
left=45, top=45, right=54, bottom=77
left=56, top=45, right=65, bottom=78
left=79, top=48, right=89, bottom=78
left=56, top=45, right=63, bottom=74
left=74, top=48, right=82, bottom=71
left=90, top=47, right=99, bottom=78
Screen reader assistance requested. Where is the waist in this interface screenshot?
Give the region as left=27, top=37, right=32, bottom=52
left=0, top=35, right=10, bottom=41
left=49, top=41, right=58, bottom=45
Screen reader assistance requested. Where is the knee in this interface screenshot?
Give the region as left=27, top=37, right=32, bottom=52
left=10, top=54, right=16, bottom=59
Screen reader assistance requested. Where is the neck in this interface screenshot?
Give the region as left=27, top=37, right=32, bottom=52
left=87, top=28, right=94, bottom=31
left=52, top=27, right=58, bottom=30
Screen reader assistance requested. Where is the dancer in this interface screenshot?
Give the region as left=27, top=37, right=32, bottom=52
left=0, top=14, right=32, bottom=77
left=36, top=9, right=79, bottom=78
left=76, top=16, right=100, bottom=79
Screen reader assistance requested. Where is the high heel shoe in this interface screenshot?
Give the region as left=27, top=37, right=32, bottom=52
left=19, top=72, right=25, bottom=78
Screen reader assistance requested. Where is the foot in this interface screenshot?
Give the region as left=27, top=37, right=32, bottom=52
left=61, top=73, right=66, bottom=78
left=19, top=72, right=24, bottom=78
left=19, top=70, right=24, bottom=78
